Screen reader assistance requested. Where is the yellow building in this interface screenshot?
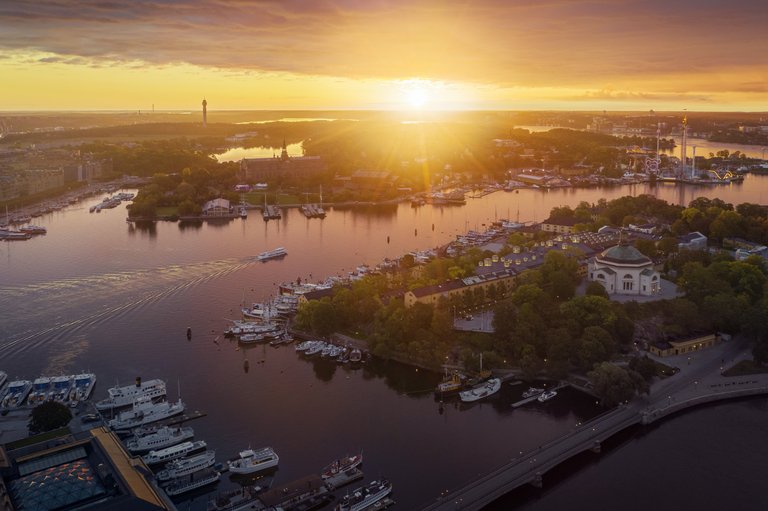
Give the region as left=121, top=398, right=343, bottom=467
left=649, top=333, right=719, bottom=357
left=404, top=269, right=517, bottom=308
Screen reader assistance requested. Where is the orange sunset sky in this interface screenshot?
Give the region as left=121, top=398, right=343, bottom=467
left=1, top=0, right=767, bottom=111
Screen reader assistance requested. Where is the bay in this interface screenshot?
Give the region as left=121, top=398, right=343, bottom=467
left=2, top=179, right=768, bottom=509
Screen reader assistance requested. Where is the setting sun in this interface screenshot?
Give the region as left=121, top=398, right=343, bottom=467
left=406, top=85, right=428, bottom=109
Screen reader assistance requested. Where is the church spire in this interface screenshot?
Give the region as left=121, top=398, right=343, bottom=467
left=280, top=139, right=289, bottom=161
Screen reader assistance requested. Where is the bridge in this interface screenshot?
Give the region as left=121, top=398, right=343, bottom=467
left=421, top=340, right=768, bottom=511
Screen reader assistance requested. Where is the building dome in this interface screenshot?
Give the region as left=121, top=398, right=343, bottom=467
left=598, top=243, right=651, bottom=265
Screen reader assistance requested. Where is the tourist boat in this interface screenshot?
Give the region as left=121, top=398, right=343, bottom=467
left=95, top=377, right=166, bottom=411
left=142, top=440, right=207, bottom=465
left=163, top=468, right=220, bottom=496
left=537, top=390, right=558, bottom=402
left=107, top=395, right=185, bottom=430
left=459, top=378, right=501, bottom=403
left=335, top=479, right=393, bottom=511
left=206, top=484, right=264, bottom=511
left=321, top=452, right=363, bottom=480
left=126, top=425, right=195, bottom=453
left=1, top=379, right=33, bottom=408
left=522, top=387, right=545, bottom=399
left=157, top=450, right=216, bottom=481
left=256, top=247, right=287, bottom=261
left=27, top=376, right=53, bottom=405
left=227, top=446, right=279, bottom=474
left=69, top=373, right=97, bottom=403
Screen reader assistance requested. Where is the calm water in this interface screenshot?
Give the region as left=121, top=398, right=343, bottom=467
left=215, top=142, right=305, bottom=163
left=1, top=181, right=767, bottom=509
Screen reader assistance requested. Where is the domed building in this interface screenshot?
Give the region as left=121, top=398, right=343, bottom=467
left=588, top=241, right=660, bottom=296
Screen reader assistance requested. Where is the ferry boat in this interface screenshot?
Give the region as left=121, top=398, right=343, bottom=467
left=142, top=440, right=207, bottom=465
left=107, top=396, right=185, bottom=430
left=435, top=371, right=466, bottom=395
left=157, top=450, right=216, bottom=481
left=0, top=229, right=32, bottom=241
left=459, top=378, right=501, bottom=403
left=256, top=247, right=287, bottom=261
left=50, top=375, right=74, bottom=402
left=335, top=479, right=393, bottom=511
left=95, top=377, right=166, bottom=411
left=1, top=379, right=33, bottom=408
left=537, top=390, right=558, bottom=402
left=28, top=377, right=53, bottom=405
left=321, top=452, right=363, bottom=480
left=206, top=484, right=264, bottom=511
left=227, top=446, right=279, bottom=475
left=522, top=387, right=545, bottom=399
left=18, top=225, right=47, bottom=235
left=164, top=468, right=220, bottom=496
left=126, top=425, right=195, bottom=453
left=69, top=373, right=97, bottom=403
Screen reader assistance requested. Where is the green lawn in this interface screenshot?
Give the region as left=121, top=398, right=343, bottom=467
left=6, top=427, right=70, bottom=450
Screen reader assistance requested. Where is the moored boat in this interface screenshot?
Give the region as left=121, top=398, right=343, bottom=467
left=537, top=390, right=558, bottom=402
left=50, top=375, right=74, bottom=402
left=164, top=468, right=220, bottom=496
left=142, top=440, right=207, bottom=465
left=27, top=377, right=53, bottom=405
left=69, top=372, right=97, bottom=403
left=459, top=378, right=501, bottom=403
left=227, top=446, right=279, bottom=475
left=206, top=484, right=264, bottom=511
left=95, top=377, right=166, bottom=411
left=108, top=395, right=185, bottom=430
left=321, top=452, right=363, bottom=480
left=157, top=450, right=216, bottom=481
left=335, top=479, right=393, bottom=511
left=126, top=425, right=195, bottom=453
left=1, top=379, right=33, bottom=408
left=522, top=387, right=545, bottom=399
left=435, top=371, right=466, bottom=395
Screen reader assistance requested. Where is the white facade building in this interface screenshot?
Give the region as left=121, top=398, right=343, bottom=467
left=588, top=242, right=660, bottom=296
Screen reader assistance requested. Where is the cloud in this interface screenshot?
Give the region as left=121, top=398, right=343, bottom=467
left=0, top=0, right=766, bottom=96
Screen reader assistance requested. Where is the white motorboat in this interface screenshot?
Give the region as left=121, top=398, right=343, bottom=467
left=69, top=373, right=97, bottom=403
left=27, top=376, right=53, bottom=405
left=164, top=468, right=220, bottom=496
left=95, top=377, right=166, bottom=411
left=538, top=390, right=558, bottom=402
left=1, top=379, right=33, bottom=408
left=50, top=375, right=74, bottom=402
left=108, top=396, right=185, bottom=430
left=142, top=440, right=207, bottom=465
left=256, top=247, right=287, bottom=261
left=227, top=446, right=279, bottom=474
left=126, top=425, right=195, bottom=453
left=522, top=387, right=545, bottom=399
left=459, top=378, right=501, bottom=403
left=335, top=479, right=392, bottom=511
left=157, top=450, right=216, bottom=481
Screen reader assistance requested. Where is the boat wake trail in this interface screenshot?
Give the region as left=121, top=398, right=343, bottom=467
left=0, top=258, right=249, bottom=359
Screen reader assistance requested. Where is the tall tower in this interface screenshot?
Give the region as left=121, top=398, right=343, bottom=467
left=280, top=139, right=289, bottom=161
left=680, top=112, right=687, bottom=178
left=202, top=98, right=208, bottom=128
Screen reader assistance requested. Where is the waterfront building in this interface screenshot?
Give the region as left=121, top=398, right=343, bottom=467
left=1, top=427, right=172, bottom=510
left=240, top=140, right=326, bottom=181
left=202, top=198, right=231, bottom=216
left=588, top=241, right=660, bottom=296
left=649, top=332, right=719, bottom=357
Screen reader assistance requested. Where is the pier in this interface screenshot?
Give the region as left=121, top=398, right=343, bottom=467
left=262, top=204, right=282, bottom=220
left=421, top=339, right=768, bottom=510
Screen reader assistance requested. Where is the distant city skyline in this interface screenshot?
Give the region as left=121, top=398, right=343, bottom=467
left=1, top=0, right=767, bottom=111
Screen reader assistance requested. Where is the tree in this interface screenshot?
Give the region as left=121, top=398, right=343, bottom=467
left=588, top=362, right=648, bottom=407
left=585, top=281, right=609, bottom=299
left=29, top=401, right=72, bottom=433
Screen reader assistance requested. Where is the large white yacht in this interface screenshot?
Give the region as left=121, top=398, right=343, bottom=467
left=256, top=246, right=287, bottom=261
left=156, top=450, right=216, bottom=481
left=227, top=447, right=279, bottom=474
left=126, top=425, right=194, bottom=453
left=141, top=440, right=206, bottom=465
left=107, top=396, right=185, bottom=430
left=95, top=377, right=166, bottom=411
